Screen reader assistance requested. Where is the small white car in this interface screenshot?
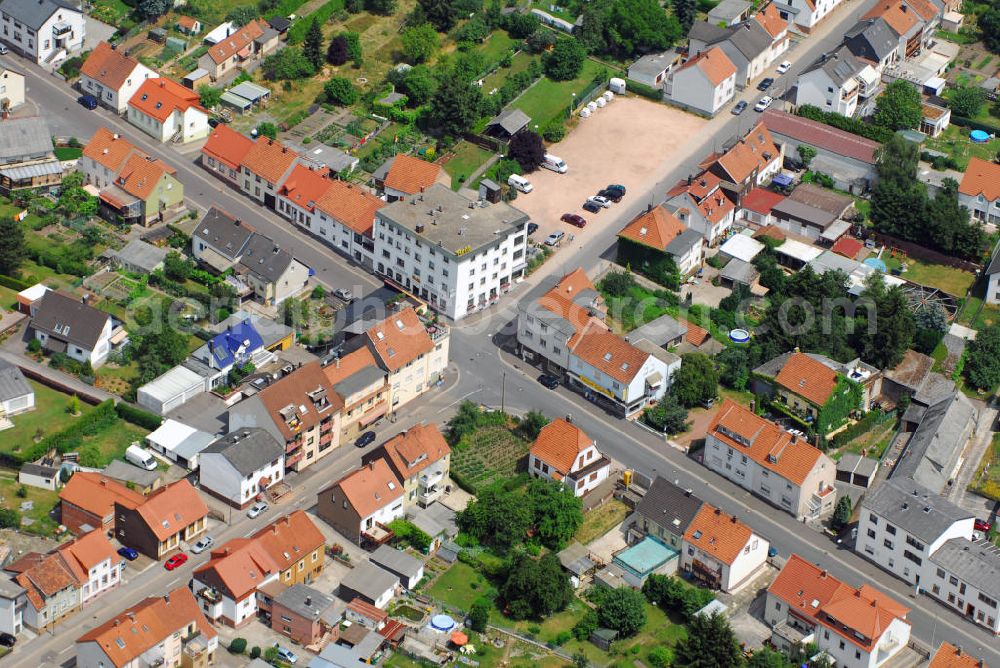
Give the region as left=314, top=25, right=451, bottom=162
left=191, top=536, right=214, bottom=554
left=754, top=96, right=774, bottom=112
left=586, top=195, right=611, bottom=208
left=247, top=502, right=269, bottom=519
left=333, top=288, right=353, bottom=301
left=274, top=643, right=298, bottom=664
left=776, top=61, right=792, bottom=75
left=544, top=231, right=566, bottom=247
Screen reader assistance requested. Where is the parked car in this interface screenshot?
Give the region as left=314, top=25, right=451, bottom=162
left=767, top=546, right=778, bottom=558
left=527, top=222, right=539, bottom=235
left=597, top=188, right=623, bottom=203
left=776, top=61, right=792, bottom=75
left=164, top=553, right=188, bottom=571
left=561, top=213, right=587, bottom=228
left=333, top=288, right=353, bottom=301
left=0, top=632, right=15, bottom=647
left=757, top=77, right=775, bottom=91
left=975, top=518, right=992, bottom=532
left=604, top=184, right=627, bottom=197
left=355, top=430, right=377, bottom=448
left=582, top=201, right=602, bottom=214
left=538, top=374, right=561, bottom=389
left=274, top=644, right=298, bottom=664
left=0, top=45, right=9, bottom=56
left=78, top=94, right=98, bottom=110
left=117, top=547, right=139, bottom=561
left=191, top=536, right=214, bottom=554
left=731, top=101, right=748, bottom=115
left=754, top=96, right=773, bottom=112
left=587, top=195, right=611, bottom=209
left=247, top=501, right=269, bottom=518
left=544, top=231, right=566, bottom=246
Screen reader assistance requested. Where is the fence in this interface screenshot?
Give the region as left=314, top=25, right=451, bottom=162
left=871, top=232, right=983, bottom=276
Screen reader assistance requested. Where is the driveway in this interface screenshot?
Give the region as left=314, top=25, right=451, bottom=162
left=514, top=96, right=707, bottom=244
left=84, top=18, right=117, bottom=52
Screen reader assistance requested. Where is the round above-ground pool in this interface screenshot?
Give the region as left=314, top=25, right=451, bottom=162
left=729, top=329, right=750, bottom=344
left=863, top=257, right=888, bottom=272
left=431, top=614, right=456, bottom=632
left=971, top=129, right=990, bottom=143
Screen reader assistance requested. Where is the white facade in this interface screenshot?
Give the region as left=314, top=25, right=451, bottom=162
left=359, top=497, right=406, bottom=541
left=198, top=452, right=284, bottom=508
left=193, top=570, right=278, bottom=627
left=959, top=191, right=1000, bottom=225
left=680, top=529, right=768, bottom=592
left=671, top=237, right=705, bottom=276
left=987, top=271, right=1000, bottom=305
left=925, top=555, right=1000, bottom=635
left=0, top=65, right=25, bottom=109
left=567, top=349, right=679, bottom=416
left=0, top=585, right=24, bottom=636
left=79, top=63, right=156, bottom=115
left=529, top=443, right=610, bottom=497
left=779, top=0, right=845, bottom=31
left=1, top=387, right=33, bottom=417
left=668, top=61, right=736, bottom=116
left=0, top=1, right=84, bottom=64
left=857, top=507, right=973, bottom=585
left=816, top=617, right=911, bottom=668
left=796, top=67, right=860, bottom=117
left=127, top=103, right=210, bottom=144
left=386, top=336, right=449, bottom=411
left=33, top=318, right=113, bottom=367
left=278, top=196, right=376, bottom=268
left=79, top=553, right=123, bottom=605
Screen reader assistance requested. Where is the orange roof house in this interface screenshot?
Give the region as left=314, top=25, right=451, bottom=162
left=754, top=3, right=789, bottom=39
left=129, top=77, right=205, bottom=123
left=115, top=152, right=177, bottom=200
left=202, top=124, right=254, bottom=171
left=278, top=164, right=336, bottom=213
left=82, top=128, right=139, bottom=174
left=704, top=121, right=781, bottom=189
left=240, top=136, right=300, bottom=186
left=76, top=586, right=217, bottom=667
left=204, top=20, right=265, bottom=67
left=380, top=154, right=441, bottom=197
left=773, top=351, right=840, bottom=406
left=316, top=179, right=386, bottom=236
left=677, top=47, right=737, bottom=87
left=571, top=327, right=651, bottom=385
left=959, top=157, right=1000, bottom=202
left=365, top=307, right=435, bottom=373
left=929, top=642, right=988, bottom=668
left=317, top=459, right=405, bottom=545
left=59, top=472, right=145, bottom=535
left=364, top=423, right=451, bottom=491
left=863, top=1, right=920, bottom=39
left=767, top=554, right=910, bottom=658
left=114, top=479, right=209, bottom=559
left=529, top=418, right=611, bottom=495
left=618, top=207, right=687, bottom=251
left=681, top=504, right=768, bottom=590
left=684, top=505, right=755, bottom=566
left=79, top=42, right=156, bottom=114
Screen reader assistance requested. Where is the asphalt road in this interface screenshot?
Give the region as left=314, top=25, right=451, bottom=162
left=10, top=1, right=1000, bottom=661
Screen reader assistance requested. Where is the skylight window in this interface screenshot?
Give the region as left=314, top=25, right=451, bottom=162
left=603, top=352, right=612, bottom=361
left=388, top=482, right=396, bottom=490
left=376, top=331, right=385, bottom=340
left=116, top=639, right=126, bottom=649
left=693, top=530, right=702, bottom=539
left=395, top=319, right=405, bottom=330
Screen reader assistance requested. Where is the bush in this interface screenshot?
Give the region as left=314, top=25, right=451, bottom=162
left=0, top=274, right=30, bottom=291
left=469, top=597, right=490, bottom=631
left=228, top=638, right=247, bottom=654
left=115, top=403, right=164, bottom=431
left=797, top=104, right=894, bottom=143
left=625, top=79, right=663, bottom=101
left=543, top=122, right=566, bottom=143
left=324, top=77, right=359, bottom=105
left=0, top=508, right=19, bottom=529
left=28, top=339, right=41, bottom=353
left=250, top=647, right=261, bottom=659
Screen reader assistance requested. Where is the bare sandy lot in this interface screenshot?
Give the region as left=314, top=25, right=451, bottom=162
left=514, top=96, right=708, bottom=241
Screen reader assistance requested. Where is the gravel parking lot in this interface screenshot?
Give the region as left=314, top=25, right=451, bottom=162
left=514, top=96, right=708, bottom=242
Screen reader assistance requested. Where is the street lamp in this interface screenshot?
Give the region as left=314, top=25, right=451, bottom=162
left=568, top=92, right=576, bottom=119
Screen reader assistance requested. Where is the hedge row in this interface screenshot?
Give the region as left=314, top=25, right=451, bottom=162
left=829, top=409, right=895, bottom=448
left=115, top=403, right=163, bottom=431
left=626, top=79, right=664, bottom=101
left=4, top=400, right=118, bottom=466
left=950, top=115, right=1000, bottom=135
left=797, top=104, right=894, bottom=144
left=0, top=274, right=30, bottom=291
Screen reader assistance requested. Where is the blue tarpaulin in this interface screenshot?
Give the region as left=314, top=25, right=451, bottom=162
left=772, top=173, right=793, bottom=187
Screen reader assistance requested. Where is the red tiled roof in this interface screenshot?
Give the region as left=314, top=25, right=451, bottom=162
left=530, top=418, right=596, bottom=475
left=774, top=352, right=839, bottom=406
left=241, top=136, right=299, bottom=185
left=679, top=317, right=710, bottom=346
left=381, top=423, right=451, bottom=481
left=741, top=188, right=786, bottom=215
left=177, top=16, right=199, bottom=30
left=684, top=504, right=755, bottom=565
left=384, top=154, right=441, bottom=194
left=366, top=307, right=434, bottom=373
left=327, top=459, right=404, bottom=519
left=206, top=20, right=265, bottom=66
left=202, top=124, right=254, bottom=170
left=81, top=41, right=144, bottom=91
left=708, top=400, right=826, bottom=486
left=60, top=472, right=144, bottom=524
left=959, top=157, right=1000, bottom=201
left=316, top=180, right=385, bottom=236
left=570, top=327, right=650, bottom=384
left=755, top=3, right=788, bottom=39
left=677, top=47, right=736, bottom=86
left=863, top=1, right=920, bottom=36
left=618, top=207, right=687, bottom=251
left=712, top=122, right=780, bottom=185
left=830, top=236, right=864, bottom=259
left=279, top=164, right=335, bottom=213
left=129, top=78, right=205, bottom=123
left=762, top=110, right=879, bottom=163
left=83, top=128, right=137, bottom=173
left=130, top=480, right=208, bottom=542
left=115, top=152, right=177, bottom=200
left=250, top=510, right=325, bottom=571
left=255, top=361, right=343, bottom=442
left=929, top=643, right=988, bottom=668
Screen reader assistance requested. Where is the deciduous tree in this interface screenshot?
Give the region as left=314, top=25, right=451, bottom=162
left=965, top=322, right=1000, bottom=391
left=673, top=612, right=742, bottom=668
left=419, top=0, right=460, bottom=31
left=671, top=353, right=718, bottom=408
left=874, top=80, right=922, bottom=131
left=642, top=394, right=688, bottom=433
left=327, top=34, right=349, bottom=65
left=597, top=587, right=647, bottom=637
left=578, top=0, right=682, bottom=58
left=949, top=85, right=988, bottom=117
left=509, top=130, right=546, bottom=172
left=427, top=69, right=483, bottom=137
left=226, top=6, right=257, bottom=27
left=0, top=216, right=26, bottom=276
left=198, top=85, right=222, bottom=108
left=401, top=23, right=440, bottom=63
left=262, top=47, right=316, bottom=80
left=137, top=0, right=171, bottom=20
left=544, top=39, right=586, bottom=80
left=527, top=479, right=583, bottom=550
left=324, top=77, right=359, bottom=105
left=366, top=0, right=397, bottom=15
left=501, top=553, right=573, bottom=619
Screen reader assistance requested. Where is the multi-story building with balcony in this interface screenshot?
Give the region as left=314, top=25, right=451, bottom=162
left=0, top=0, right=84, bottom=65
left=317, top=459, right=405, bottom=547
left=362, top=423, right=450, bottom=507
left=372, top=184, right=529, bottom=321
left=114, top=480, right=209, bottom=560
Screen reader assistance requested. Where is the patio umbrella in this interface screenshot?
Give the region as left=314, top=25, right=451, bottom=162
left=451, top=631, right=469, bottom=647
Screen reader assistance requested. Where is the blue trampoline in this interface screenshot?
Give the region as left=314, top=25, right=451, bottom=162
left=971, top=129, right=990, bottom=143
left=864, top=257, right=888, bottom=272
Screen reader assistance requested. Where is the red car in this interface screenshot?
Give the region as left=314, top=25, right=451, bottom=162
left=975, top=518, right=992, bottom=533
left=561, top=213, right=587, bottom=228
left=164, top=553, right=188, bottom=570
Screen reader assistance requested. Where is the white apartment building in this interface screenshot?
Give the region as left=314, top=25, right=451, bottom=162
left=373, top=184, right=529, bottom=320
left=680, top=504, right=769, bottom=592
left=667, top=47, right=737, bottom=116
left=796, top=47, right=865, bottom=117
left=198, top=428, right=285, bottom=509
left=0, top=0, right=84, bottom=65
left=857, top=479, right=974, bottom=585
left=926, top=539, right=1000, bottom=635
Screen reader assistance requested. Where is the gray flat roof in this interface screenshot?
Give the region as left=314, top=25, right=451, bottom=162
left=632, top=314, right=687, bottom=347
left=370, top=544, right=424, bottom=580
left=720, top=257, right=758, bottom=284
left=0, top=360, right=31, bottom=404
left=0, top=117, right=54, bottom=163
left=114, top=239, right=168, bottom=273
left=930, top=538, right=1000, bottom=598
left=341, top=560, right=399, bottom=600
left=377, top=184, right=529, bottom=257
left=836, top=452, right=878, bottom=478
left=861, top=478, right=972, bottom=543
left=102, top=459, right=161, bottom=487
left=275, top=584, right=335, bottom=620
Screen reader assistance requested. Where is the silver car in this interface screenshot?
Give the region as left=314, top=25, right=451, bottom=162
left=247, top=502, right=269, bottom=518
left=191, top=536, right=214, bottom=554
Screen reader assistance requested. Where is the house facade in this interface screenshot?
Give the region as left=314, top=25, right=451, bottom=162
left=316, top=459, right=405, bottom=546
left=323, top=347, right=389, bottom=441
left=528, top=418, right=611, bottom=497
left=0, top=361, right=33, bottom=417
left=617, top=206, right=704, bottom=277
left=198, top=428, right=285, bottom=509
left=79, top=42, right=156, bottom=114
left=667, top=47, right=737, bottom=116
left=114, top=480, right=209, bottom=559
left=198, top=20, right=278, bottom=81
left=704, top=400, right=837, bottom=520
left=0, top=59, right=26, bottom=110
left=59, top=472, right=145, bottom=535
left=0, top=116, right=62, bottom=195
left=680, top=504, right=769, bottom=592
left=201, top=125, right=254, bottom=188
left=0, top=0, right=84, bottom=65
left=364, top=307, right=449, bottom=413
left=362, top=423, right=451, bottom=508
left=665, top=173, right=738, bottom=245
left=958, top=156, right=1000, bottom=225
left=796, top=47, right=866, bottom=117
left=31, top=292, right=116, bottom=367
left=127, top=77, right=210, bottom=144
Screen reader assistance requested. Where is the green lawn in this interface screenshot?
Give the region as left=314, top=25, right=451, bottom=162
left=601, top=284, right=675, bottom=333
left=88, top=0, right=133, bottom=24
left=883, top=255, right=976, bottom=297
left=574, top=498, right=629, bottom=545
left=443, top=141, right=495, bottom=190
left=481, top=51, right=536, bottom=97
left=451, top=422, right=532, bottom=493
left=479, top=30, right=517, bottom=69
left=426, top=561, right=496, bottom=612
left=924, top=124, right=1000, bottom=170
left=54, top=147, right=83, bottom=161
left=512, top=58, right=608, bottom=129
left=2, top=381, right=94, bottom=456
left=970, top=433, right=1000, bottom=501
left=0, top=472, right=60, bottom=536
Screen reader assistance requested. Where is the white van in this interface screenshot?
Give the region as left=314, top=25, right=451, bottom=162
left=542, top=154, right=567, bottom=174
left=507, top=173, right=533, bottom=193
left=126, top=444, right=157, bottom=471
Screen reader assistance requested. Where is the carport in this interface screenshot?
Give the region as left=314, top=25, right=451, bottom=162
left=221, top=82, right=271, bottom=113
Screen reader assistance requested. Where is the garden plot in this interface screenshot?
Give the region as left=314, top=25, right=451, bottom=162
left=450, top=423, right=531, bottom=493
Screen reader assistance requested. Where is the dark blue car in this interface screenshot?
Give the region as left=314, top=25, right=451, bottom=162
left=117, top=546, right=139, bottom=560
left=78, top=94, right=98, bottom=110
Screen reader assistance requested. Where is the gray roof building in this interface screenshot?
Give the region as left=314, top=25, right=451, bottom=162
left=802, top=46, right=865, bottom=88
left=891, top=391, right=977, bottom=493
left=113, top=239, right=168, bottom=274
left=666, top=228, right=705, bottom=258
left=31, top=291, right=112, bottom=352
left=929, top=538, right=1000, bottom=600
left=720, top=257, right=759, bottom=285
left=707, top=0, right=752, bottom=25
left=0, top=360, right=31, bottom=404
left=201, top=428, right=284, bottom=477
left=632, top=314, right=688, bottom=347
left=627, top=50, right=680, bottom=84
left=19, top=462, right=58, bottom=479
left=787, top=183, right=854, bottom=217
left=0, top=0, right=79, bottom=31
left=406, top=501, right=457, bottom=539
left=239, top=233, right=295, bottom=285
left=487, top=108, right=531, bottom=136
left=844, top=18, right=899, bottom=64
left=0, top=117, right=55, bottom=165
left=771, top=198, right=838, bottom=231
left=370, top=545, right=424, bottom=585
left=195, top=207, right=254, bottom=263
left=689, top=20, right=773, bottom=62
left=339, top=560, right=399, bottom=604
left=632, top=476, right=703, bottom=539
left=275, top=584, right=335, bottom=621
left=862, top=478, right=972, bottom=544
left=371, top=155, right=395, bottom=183
left=836, top=452, right=878, bottom=481
left=329, top=364, right=386, bottom=400
left=213, top=311, right=292, bottom=350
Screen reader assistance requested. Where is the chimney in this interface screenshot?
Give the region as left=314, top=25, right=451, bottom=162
left=164, top=593, right=170, bottom=603
left=305, top=596, right=312, bottom=607
left=368, top=461, right=375, bottom=470
left=820, top=569, right=827, bottom=579
left=565, top=414, right=572, bottom=423
left=127, top=612, right=135, bottom=621
left=730, top=515, right=737, bottom=523
left=957, top=647, right=963, bottom=657
left=335, top=357, right=340, bottom=368
left=714, top=507, right=721, bottom=515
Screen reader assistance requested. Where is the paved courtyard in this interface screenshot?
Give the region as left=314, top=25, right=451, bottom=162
left=513, top=96, right=708, bottom=242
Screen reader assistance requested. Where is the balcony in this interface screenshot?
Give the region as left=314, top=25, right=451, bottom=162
left=319, top=433, right=334, bottom=447
left=52, top=22, right=72, bottom=36
left=196, top=587, right=221, bottom=604
left=285, top=440, right=301, bottom=455
left=419, top=466, right=445, bottom=488
left=286, top=451, right=304, bottom=467
left=418, top=484, right=444, bottom=506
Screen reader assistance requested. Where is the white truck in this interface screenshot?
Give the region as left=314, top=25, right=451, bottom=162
left=542, top=154, right=568, bottom=173
left=126, top=444, right=157, bottom=471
